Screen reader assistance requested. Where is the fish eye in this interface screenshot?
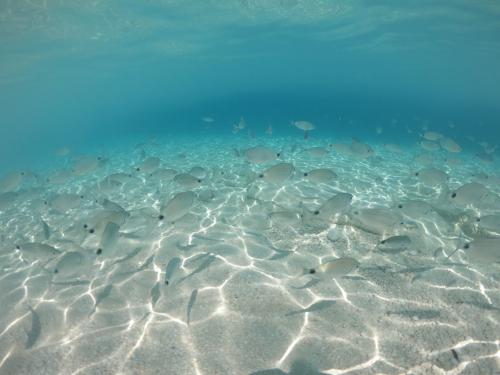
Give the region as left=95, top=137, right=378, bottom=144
left=258, top=174, right=264, bottom=178
left=89, top=229, right=95, bottom=234
left=15, top=245, right=20, bottom=250
left=451, top=192, right=457, bottom=198
left=463, top=243, right=470, bottom=249
left=398, top=204, right=403, bottom=209
left=221, top=172, right=224, bottom=175
left=380, top=240, right=386, bottom=244
left=303, top=173, right=308, bottom=177
left=80, top=195, right=84, bottom=199
left=83, top=224, right=88, bottom=229
left=136, top=168, right=140, bottom=171
left=96, top=248, right=102, bottom=255
left=276, top=153, right=281, bottom=157
left=313, top=210, right=320, bottom=215
left=54, top=269, right=58, bottom=274
left=415, top=172, right=419, bottom=176
left=44, top=201, right=48, bottom=205
left=309, top=268, right=316, bottom=274
left=158, top=215, right=164, bottom=220
left=476, top=218, right=481, bottom=222
left=198, top=179, right=202, bottom=183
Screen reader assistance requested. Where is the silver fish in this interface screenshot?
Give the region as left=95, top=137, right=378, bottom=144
left=151, top=282, right=161, bottom=307
left=186, top=289, right=198, bottom=325
left=25, top=306, right=41, bottom=349
left=165, top=257, right=182, bottom=285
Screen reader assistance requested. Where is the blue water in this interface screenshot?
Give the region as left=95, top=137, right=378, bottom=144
left=1, top=2, right=500, bottom=374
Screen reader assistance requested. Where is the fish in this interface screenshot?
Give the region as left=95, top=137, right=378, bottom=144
left=109, top=247, right=143, bottom=266
left=176, top=241, right=198, bottom=251
left=50, top=279, right=90, bottom=287
left=99, top=222, right=120, bottom=255
left=285, top=300, right=335, bottom=316
left=160, top=191, right=196, bottom=223
left=186, top=289, right=198, bottom=325
left=290, top=278, right=321, bottom=290
left=304, top=257, right=359, bottom=278
left=41, top=220, right=50, bottom=240
left=91, top=284, right=113, bottom=315
left=150, top=282, right=161, bottom=307
left=244, top=146, right=280, bottom=164
left=304, top=168, right=337, bottom=183
left=177, top=255, right=216, bottom=284
left=165, top=257, right=182, bottom=285
left=25, top=305, right=41, bottom=349
left=377, top=235, right=412, bottom=253
left=386, top=309, right=441, bottom=320
left=16, top=243, right=61, bottom=260
left=173, top=174, right=202, bottom=189
left=258, top=163, right=294, bottom=184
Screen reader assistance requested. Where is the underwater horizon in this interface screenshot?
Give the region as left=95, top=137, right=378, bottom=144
left=1, top=1, right=500, bottom=374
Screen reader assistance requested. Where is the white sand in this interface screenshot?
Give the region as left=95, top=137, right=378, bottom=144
left=0, top=135, right=499, bottom=374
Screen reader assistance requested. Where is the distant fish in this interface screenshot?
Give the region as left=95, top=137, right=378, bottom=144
left=439, top=137, right=462, bottom=153
left=422, top=131, right=443, bottom=141
left=186, top=289, right=198, bottom=325
left=291, top=120, right=314, bottom=139
left=285, top=300, right=335, bottom=316
left=0, top=172, right=23, bottom=193
left=233, top=116, right=247, bottom=133
left=202, top=116, right=215, bottom=123
left=25, top=305, right=41, bottom=349
left=55, top=146, right=71, bottom=157
left=165, top=257, right=182, bottom=285
left=265, top=124, right=273, bottom=135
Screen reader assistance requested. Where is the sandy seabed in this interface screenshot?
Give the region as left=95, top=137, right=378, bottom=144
left=0, top=135, right=499, bottom=375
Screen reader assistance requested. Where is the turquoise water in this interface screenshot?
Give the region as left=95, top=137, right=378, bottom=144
left=1, top=2, right=500, bottom=374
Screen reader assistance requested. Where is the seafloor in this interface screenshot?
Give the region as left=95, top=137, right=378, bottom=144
left=0, top=135, right=499, bottom=375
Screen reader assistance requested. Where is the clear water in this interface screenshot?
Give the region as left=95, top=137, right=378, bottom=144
left=1, top=2, right=500, bottom=374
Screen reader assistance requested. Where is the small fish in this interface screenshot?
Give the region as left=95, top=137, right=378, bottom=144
left=386, top=309, right=441, bottom=320
left=176, top=241, right=198, bottom=251
left=268, top=250, right=293, bottom=261
left=304, top=257, right=359, bottom=279
left=177, top=255, right=216, bottom=284
left=50, top=279, right=90, bottom=287
left=165, top=257, right=182, bottom=285
left=285, top=300, right=335, bottom=316
left=377, top=235, right=412, bottom=253
left=25, top=306, right=41, bottom=349
left=41, top=220, right=50, bottom=240
left=186, top=289, right=198, bottom=325
left=91, top=284, right=113, bottom=315
left=137, top=255, right=154, bottom=272
left=150, top=282, right=160, bottom=307
left=451, top=349, right=460, bottom=362
left=290, top=278, right=321, bottom=290
left=110, top=247, right=143, bottom=266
